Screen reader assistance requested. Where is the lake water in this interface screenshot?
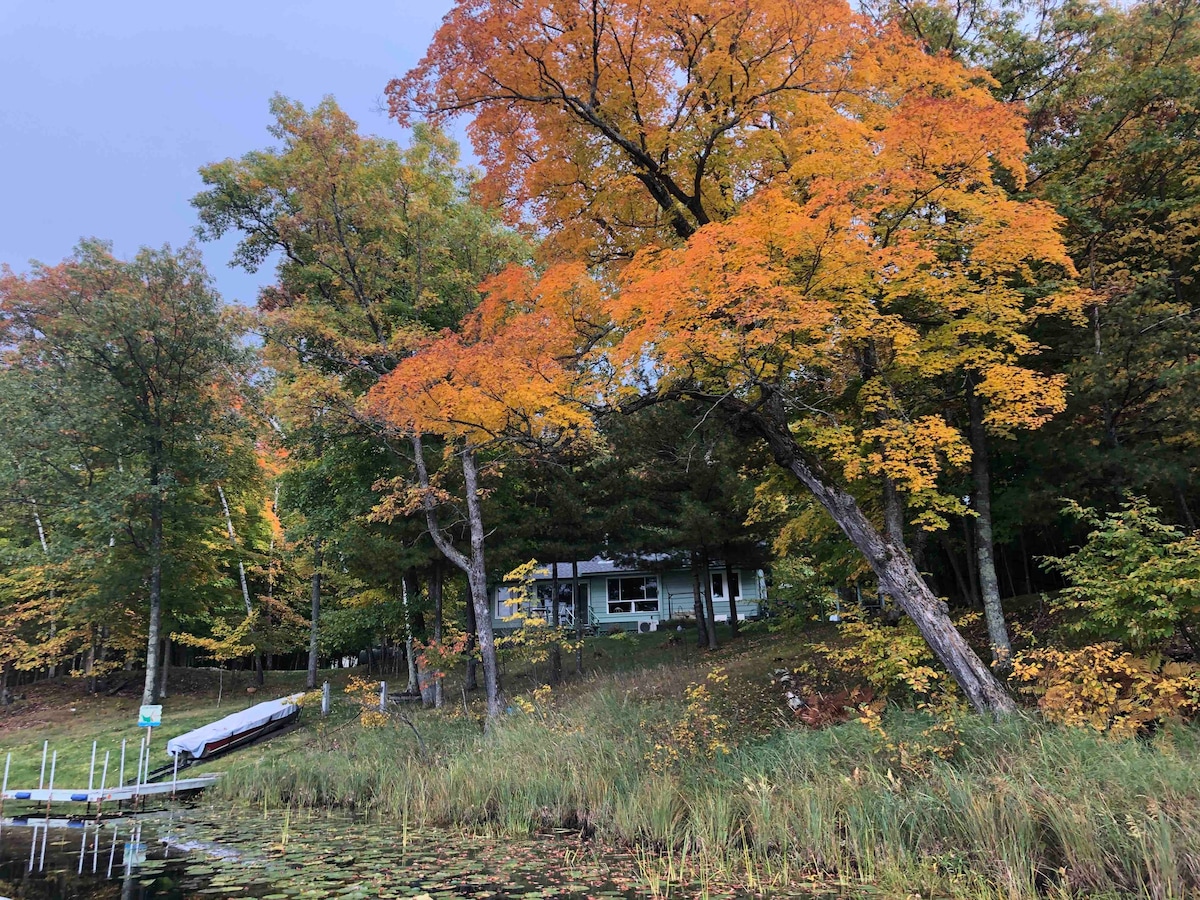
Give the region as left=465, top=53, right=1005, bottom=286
left=0, top=812, right=659, bottom=899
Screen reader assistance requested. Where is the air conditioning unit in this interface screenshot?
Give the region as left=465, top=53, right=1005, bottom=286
left=637, top=618, right=658, bottom=634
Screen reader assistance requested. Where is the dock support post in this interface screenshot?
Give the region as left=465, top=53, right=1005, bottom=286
left=171, top=753, right=179, bottom=798
left=88, top=740, right=97, bottom=791
left=118, top=740, right=126, bottom=789
left=45, top=750, right=56, bottom=818
left=379, top=680, right=387, bottom=713
left=322, top=681, right=330, bottom=716
left=38, top=740, right=47, bottom=789
left=1, top=751, right=9, bottom=818
left=97, top=750, right=109, bottom=819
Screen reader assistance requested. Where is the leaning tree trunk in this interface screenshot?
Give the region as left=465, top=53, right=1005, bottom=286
left=142, top=459, right=164, bottom=707
left=743, top=402, right=1015, bottom=716
left=967, top=378, right=1013, bottom=673
left=307, top=539, right=322, bottom=690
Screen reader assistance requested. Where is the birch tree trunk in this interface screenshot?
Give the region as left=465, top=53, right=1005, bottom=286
left=307, top=540, right=322, bottom=690
left=411, top=435, right=502, bottom=719
left=967, top=379, right=1013, bottom=673
left=741, top=399, right=1015, bottom=716
left=217, top=482, right=263, bottom=684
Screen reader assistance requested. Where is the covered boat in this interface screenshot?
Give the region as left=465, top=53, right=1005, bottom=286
left=167, top=693, right=303, bottom=762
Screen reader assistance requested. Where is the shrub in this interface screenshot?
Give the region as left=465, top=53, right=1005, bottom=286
left=1011, top=643, right=1200, bottom=737
left=1046, top=497, right=1200, bottom=652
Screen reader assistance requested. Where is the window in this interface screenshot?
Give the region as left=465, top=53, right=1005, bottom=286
left=607, top=576, right=659, bottom=614
left=495, top=587, right=530, bottom=620
left=711, top=572, right=741, bottom=600
left=535, top=582, right=590, bottom=616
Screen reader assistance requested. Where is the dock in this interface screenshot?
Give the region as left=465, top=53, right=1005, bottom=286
left=1, top=774, right=219, bottom=805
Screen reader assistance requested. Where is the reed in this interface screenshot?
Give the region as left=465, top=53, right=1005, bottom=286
left=213, top=686, right=1200, bottom=898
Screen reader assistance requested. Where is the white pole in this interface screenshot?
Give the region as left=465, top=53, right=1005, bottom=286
left=172, top=753, right=179, bottom=797
left=88, top=740, right=97, bottom=791
left=1, top=752, right=9, bottom=818
left=38, top=740, right=47, bottom=789
left=45, top=751, right=57, bottom=816
left=106, top=824, right=118, bottom=878
left=379, top=680, right=387, bottom=713
left=119, top=739, right=126, bottom=786
left=99, top=751, right=110, bottom=793
left=78, top=830, right=86, bottom=874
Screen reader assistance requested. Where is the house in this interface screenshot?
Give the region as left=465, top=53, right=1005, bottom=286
left=492, top=556, right=766, bottom=633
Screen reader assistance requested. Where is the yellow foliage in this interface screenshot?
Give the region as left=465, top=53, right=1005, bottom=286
left=647, top=667, right=731, bottom=773
left=1011, top=644, right=1200, bottom=738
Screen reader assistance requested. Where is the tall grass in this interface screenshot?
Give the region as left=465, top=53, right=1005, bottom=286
left=215, top=684, right=1200, bottom=898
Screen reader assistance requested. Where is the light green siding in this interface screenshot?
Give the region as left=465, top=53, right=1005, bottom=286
left=492, top=565, right=764, bottom=631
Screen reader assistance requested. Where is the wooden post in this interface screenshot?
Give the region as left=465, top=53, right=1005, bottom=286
left=322, top=681, right=330, bottom=716
left=379, top=681, right=387, bottom=713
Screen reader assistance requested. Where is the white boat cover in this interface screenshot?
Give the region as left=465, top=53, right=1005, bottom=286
left=167, top=694, right=303, bottom=759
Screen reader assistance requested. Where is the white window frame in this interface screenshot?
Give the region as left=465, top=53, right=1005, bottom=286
left=711, top=571, right=742, bottom=602
left=606, top=575, right=659, bottom=615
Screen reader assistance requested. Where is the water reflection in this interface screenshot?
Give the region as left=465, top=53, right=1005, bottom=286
left=0, top=815, right=187, bottom=899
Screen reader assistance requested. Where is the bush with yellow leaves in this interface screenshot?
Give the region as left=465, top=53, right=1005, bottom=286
left=344, top=675, right=389, bottom=728
left=647, top=667, right=731, bottom=773
left=1011, top=643, right=1200, bottom=738
left=816, top=617, right=945, bottom=703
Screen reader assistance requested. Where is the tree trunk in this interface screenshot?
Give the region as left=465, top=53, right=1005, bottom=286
left=404, top=570, right=419, bottom=694
left=549, top=562, right=562, bottom=685
left=723, top=552, right=740, bottom=637
left=967, top=378, right=1013, bottom=673
left=158, top=635, right=170, bottom=699
left=941, top=529, right=971, bottom=603
left=431, top=561, right=444, bottom=708
left=691, top=551, right=709, bottom=648
left=573, top=560, right=584, bottom=676
left=216, top=482, right=263, bottom=685
left=411, top=436, right=501, bottom=718
left=141, top=459, right=164, bottom=707
left=464, top=591, right=479, bottom=691
left=742, top=400, right=1015, bottom=716
left=307, top=540, right=322, bottom=690
left=961, top=515, right=981, bottom=608
left=701, top=548, right=718, bottom=650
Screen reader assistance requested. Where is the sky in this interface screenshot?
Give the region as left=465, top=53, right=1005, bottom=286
left=0, top=0, right=460, bottom=306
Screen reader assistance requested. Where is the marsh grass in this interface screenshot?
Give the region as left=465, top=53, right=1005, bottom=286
left=214, top=679, right=1200, bottom=899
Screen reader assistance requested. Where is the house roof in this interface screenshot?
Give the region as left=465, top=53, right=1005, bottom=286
left=530, top=556, right=672, bottom=581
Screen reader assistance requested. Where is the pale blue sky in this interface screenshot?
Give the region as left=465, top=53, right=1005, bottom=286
left=0, top=0, right=459, bottom=305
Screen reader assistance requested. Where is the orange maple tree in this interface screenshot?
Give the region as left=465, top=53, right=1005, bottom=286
left=388, top=0, right=1086, bottom=714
